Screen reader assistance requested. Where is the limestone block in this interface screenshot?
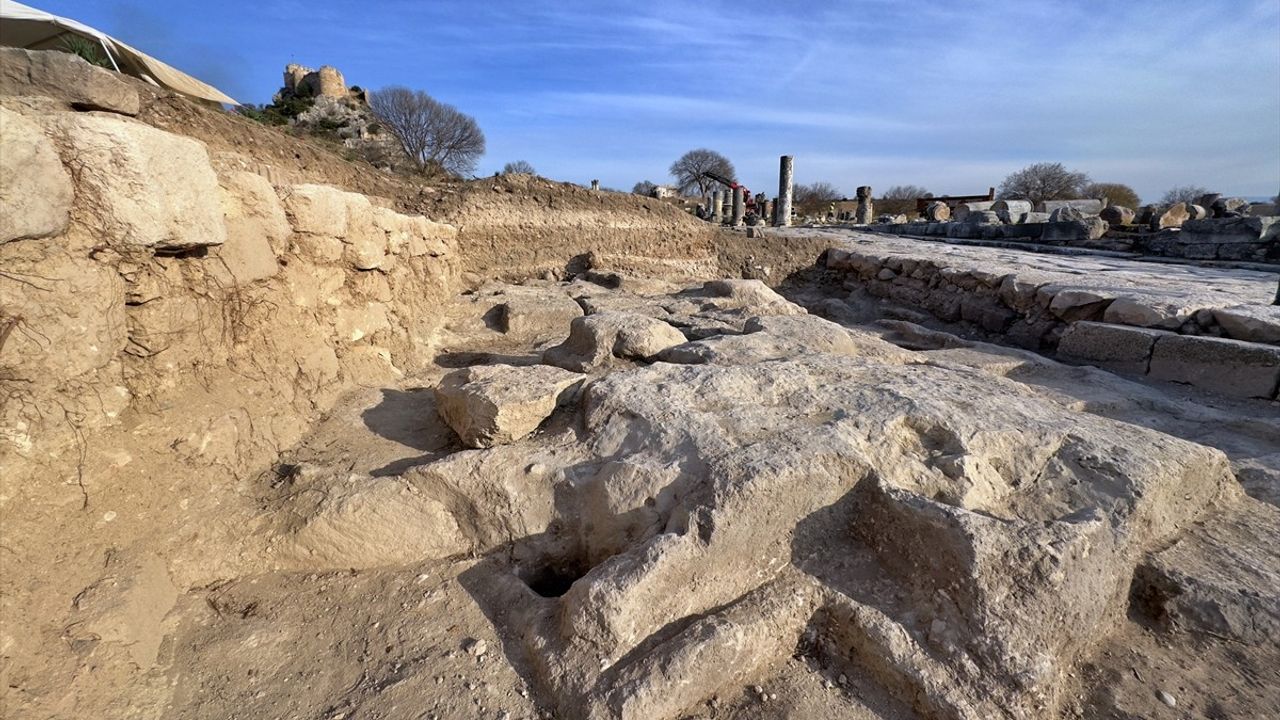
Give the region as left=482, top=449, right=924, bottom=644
left=1153, top=203, right=1190, bottom=230
left=0, top=48, right=139, bottom=115
left=1057, top=321, right=1168, bottom=375
left=1148, top=334, right=1280, bottom=398
left=215, top=171, right=286, bottom=284
left=44, top=112, right=225, bottom=249
left=1037, top=199, right=1103, bottom=215
left=282, top=184, right=350, bottom=237
left=1103, top=297, right=1190, bottom=329
left=1048, top=289, right=1112, bottom=322
left=924, top=201, right=951, bottom=222
left=1099, top=205, right=1135, bottom=226
left=544, top=312, right=687, bottom=372
left=1212, top=305, right=1280, bottom=345
left=435, top=364, right=583, bottom=448
left=992, top=200, right=1032, bottom=224
left=497, top=293, right=584, bottom=342
left=0, top=106, right=72, bottom=243
left=952, top=201, right=994, bottom=221
left=1132, top=504, right=1280, bottom=646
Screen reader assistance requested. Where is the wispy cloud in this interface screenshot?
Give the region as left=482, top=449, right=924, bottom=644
left=39, top=0, right=1280, bottom=198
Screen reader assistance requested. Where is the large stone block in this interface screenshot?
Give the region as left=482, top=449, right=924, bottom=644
left=1211, top=304, right=1280, bottom=345
left=1148, top=334, right=1280, bottom=399
left=215, top=171, right=287, bottom=285
left=44, top=112, right=225, bottom=250
left=435, top=364, right=583, bottom=448
left=0, top=48, right=139, bottom=115
left=0, top=106, right=72, bottom=243
left=282, top=184, right=350, bottom=237
left=1057, top=321, right=1168, bottom=375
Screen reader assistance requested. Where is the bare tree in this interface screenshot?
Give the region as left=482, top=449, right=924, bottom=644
left=794, top=182, right=843, bottom=214
left=1084, top=182, right=1140, bottom=209
left=878, top=185, right=932, bottom=214
left=368, top=86, right=486, bottom=175
left=502, top=160, right=536, bottom=175
left=998, top=163, right=1090, bottom=204
left=632, top=180, right=657, bottom=196
left=1160, top=185, right=1210, bottom=205
left=669, top=149, right=735, bottom=197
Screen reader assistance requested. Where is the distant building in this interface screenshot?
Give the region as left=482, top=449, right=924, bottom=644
left=652, top=185, right=678, bottom=199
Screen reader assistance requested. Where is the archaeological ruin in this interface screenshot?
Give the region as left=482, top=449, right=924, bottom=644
left=1, top=16, right=1278, bottom=720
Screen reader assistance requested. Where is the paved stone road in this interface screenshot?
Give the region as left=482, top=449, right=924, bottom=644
left=788, top=227, right=1279, bottom=310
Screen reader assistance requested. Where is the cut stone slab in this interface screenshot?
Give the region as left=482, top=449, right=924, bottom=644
left=43, top=111, right=225, bottom=250
left=1133, top=502, right=1280, bottom=646
left=497, top=292, right=584, bottom=342
left=1057, top=321, right=1168, bottom=376
left=0, top=106, right=72, bottom=243
left=1148, top=334, right=1280, bottom=399
left=1212, top=305, right=1280, bottom=345
left=1103, top=297, right=1191, bottom=330
left=215, top=171, right=287, bottom=285
left=0, top=47, right=140, bottom=115
left=543, top=312, right=686, bottom=372
left=434, top=364, right=583, bottom=448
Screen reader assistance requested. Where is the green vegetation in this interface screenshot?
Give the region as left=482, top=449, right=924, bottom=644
left=60, top=35, right=112, bottom=68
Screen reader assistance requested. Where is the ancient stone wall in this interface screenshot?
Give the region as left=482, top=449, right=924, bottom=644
left=0, top=100, right=462, bottom=484
left=873, top=215, right=1279, bottom=264
left=825, top=243, right=1280, bottom=399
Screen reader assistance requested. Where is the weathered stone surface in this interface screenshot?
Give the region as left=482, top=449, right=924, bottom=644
left=1148, top=334, right=1280, bottom=398
left=1102, top=297, right=1191, bottom=329
left=1133, top=502, right=1280, bottom=645
left=1042, top=216, right=1108, bottom=243
left=1047, top=288, right=1112, bottom=321
left=1057, top=321, right=1166, bottom=375
left=0, top=48, right=139, bottom=115
left=1048, top=206, right=1085, bottom=223
left=1212, top=197, right=1251, bottom=218
left=659, top=313, right=906, bottom=365
left=435, top=363, right=583, bottom=448
left=1154, top=202, right=1190, bottom=229
left=700, top=279, right=803, bottom=315
left=992, top=200, right=1032, bottom=223
left=1212, top=304, right=1280, bottom=344
left=1037, top=199, right=1103, bottom=215
left=43, top=112, right=225, bottom=249
left=271, top=463, right=466, bottom=569
left=488, top=349, right=1236, bottom=720
left=952, top=201, right=995, bottom=221
left=0, top=106, right=72, bottom=243
left=497, top=292, right=584, bottom=342
left=925, top=201, right=951, bottom=222
left=1186, top=204, right=1209, bottom=220
left=282, top=184, right=350, bottom=237
left=215, top=171, right=286, bottom=285
left=1099, top=205, right=1135, bottom=226
left=543, top=312, right=686, bottom=371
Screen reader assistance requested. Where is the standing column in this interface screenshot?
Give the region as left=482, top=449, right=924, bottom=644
left=731, top=188, right=745, bottom=226
left=776, top=155, right=794, bottom=227
left=855, top=186, right=874, bottom=224
left=711, top=190, right=724, bottom=223
left=591, top=179, right=600, bottom=191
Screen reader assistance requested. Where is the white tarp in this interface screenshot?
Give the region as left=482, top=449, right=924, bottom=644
left=0, top=0, right=238, bottom=105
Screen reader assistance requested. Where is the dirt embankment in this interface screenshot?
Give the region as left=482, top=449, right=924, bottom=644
left=0, top=55, right=754, bottom=718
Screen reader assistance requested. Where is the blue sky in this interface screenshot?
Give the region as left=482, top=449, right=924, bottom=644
left=34, top=0, right=1280, bottom=202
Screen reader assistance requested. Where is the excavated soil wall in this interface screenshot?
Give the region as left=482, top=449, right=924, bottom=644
left=0, top=58, right=730, bottom=713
